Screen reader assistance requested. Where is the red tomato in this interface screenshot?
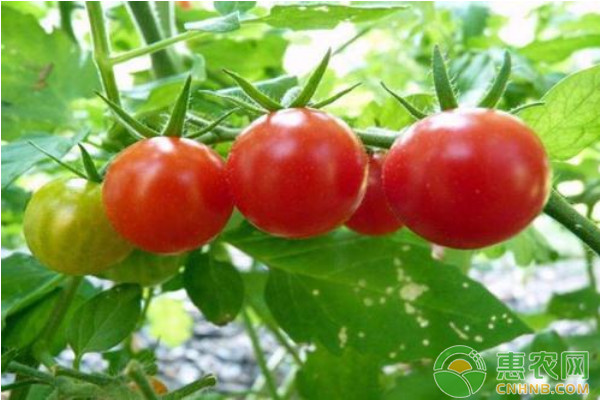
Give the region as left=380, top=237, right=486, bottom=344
left=103, top=137, right=233, bottom=253
left=345, top=151, right=403, bottom=235
left=226, top=108, right=368, bottom=238
left=383, top=108, right=550, bottom=249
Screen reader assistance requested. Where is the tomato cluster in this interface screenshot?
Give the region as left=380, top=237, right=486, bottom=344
left=23, top=101, right=550, bottom=276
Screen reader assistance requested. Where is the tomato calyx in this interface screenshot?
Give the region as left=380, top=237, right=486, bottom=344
left=97, top=75, right=234, bottom=142
left=209, top=48, right=360, bottom=115
left=27, top=140, right=103, bottom=183
left=380, top=45, right=543, bottom=119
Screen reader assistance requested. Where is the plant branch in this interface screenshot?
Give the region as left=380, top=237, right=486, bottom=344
left=242, top=309, right=281, bottom=400
left=544, top=190, right=600, bottom=257
left=53, top=366, right=114, bottom=386
left=126, top=361, right=159, bottom=400
left=7, top=362, right=55, bottom=385
left=161, top=374, right=217, bottom=400
left=111, top=30, right=203, bottom=65
left=126, top=1, right=178, bottom=78
left=86, top=2, right=121, bottom=105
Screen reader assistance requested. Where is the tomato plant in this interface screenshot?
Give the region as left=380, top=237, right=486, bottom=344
left=2, top=3, right=600, bottom=400
left=103, top=137, right=233, bottom=254
left=383, top=109, right=551, bottom=249
left=23, top=178, right=133, bottom=275
left=227, top=108, right=368, bottom=238
left=346, top=151, right=403, bottom=235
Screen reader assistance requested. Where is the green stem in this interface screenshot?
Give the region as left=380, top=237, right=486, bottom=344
left=161, top=374, right=217, bottom=400
left=584, top=208, right=600, bottom=329
left=137, top=287, right=155, bottom=330
left=126, top=1, right=178, bottom=78
left=544, top=190, right=600, bottom=257
left=1, top=379, right=49, bottom=392
left=111, top=30, right=203, bottom=65
left=58, top=1, right=77, bottom=42
left=53, top=366, right=113, bottom=386
left=241, top=309, right=281, bottom=400
left=7, top=362, right=54, bottom=385
left=126, top=361, right=159, bottom=400
left=86, top=2, right=121, bottom=105
left=73, top=354, right=82, bottom=371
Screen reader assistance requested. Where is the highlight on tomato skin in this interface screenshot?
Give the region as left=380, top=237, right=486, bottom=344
left=226, top=107, right=369, bottom=239
left=345, top=151, right=404, bottom=236
left=382, top=108, right=551, bottom=249
left=102, top=136, right=234, bottom=254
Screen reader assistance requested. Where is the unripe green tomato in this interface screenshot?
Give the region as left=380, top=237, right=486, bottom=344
left=23, top=178, right=133, bottom=275
left=100, top=250, right=185, bottom=286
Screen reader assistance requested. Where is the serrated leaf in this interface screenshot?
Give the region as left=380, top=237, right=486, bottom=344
left=68, top=284, right=142, bottom=356
left=184, top=250, right=244, bottom=326
left=257, top=4, right=406, bottom=31
left=184, top=12, right=240, bottom=33
left=297, top=348, right=383, bottom=400
left=519, top=65, right=600, bottom=160
left=1, top=253, right=64, bottom=324
left=225, top=224, right=531, bottom=362
left=1, top=131, right=86, bottom=188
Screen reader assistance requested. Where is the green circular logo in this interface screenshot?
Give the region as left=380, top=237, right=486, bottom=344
left=433, top=345, right=487, bottom=398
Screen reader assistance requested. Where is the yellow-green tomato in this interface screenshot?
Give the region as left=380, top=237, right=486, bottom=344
left=23, top=178, right=133, bottom=275
left=100, top=250, right=185, bottom=286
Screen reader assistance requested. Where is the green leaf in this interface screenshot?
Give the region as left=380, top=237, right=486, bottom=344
left=225, top=225, right=531, bottom=362
left=432, top=45, right=459, bottom=110
left=257, top=4, right=406, bottom=31
left=290, top=49, right=331, bottom=107
left=1, top=131, right=86, bottom=188
left=183, top=249, right=244, bottom=326
left=519, top=65, right=600, bottom=160
left=214, top=2, right=255, bottom=15
left=1, top=253, right=64, bottom=325
left=1, top=5, right=99, bottom=140
left=184, top=12, right=240, bottom=33
left=297, top=348, right=383, bottom=400
left=68, top=284, right=142, bottom=356
left=3, top=280, right=99, bottom=354
left=547, top=286, right=600, bottom=320
left=161, top=75, right=192, bottom=136
left=520, top=34, right=600, bottom=63
left=189, top=35, right=287, bottom=81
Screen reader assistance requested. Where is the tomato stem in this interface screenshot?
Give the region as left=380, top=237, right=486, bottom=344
left=126, top=1, right=179, bottom=78
left=86, top=2, right=121, bottom=105
left=544, top=189, right=600, bottom=257
left=161, top=374, right=217, bottom=400
left=126, top=361, right=159, bottom=400
left=242, top=309, right=282, bottom=400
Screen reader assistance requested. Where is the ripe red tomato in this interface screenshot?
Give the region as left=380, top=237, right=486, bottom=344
left=226, top=108, right=368, bottom=238
left=103, top=137, right=233, bottom=253
left=383, top=108, right=550, bottom=249
left=346, top=151, right=403, bottom=235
